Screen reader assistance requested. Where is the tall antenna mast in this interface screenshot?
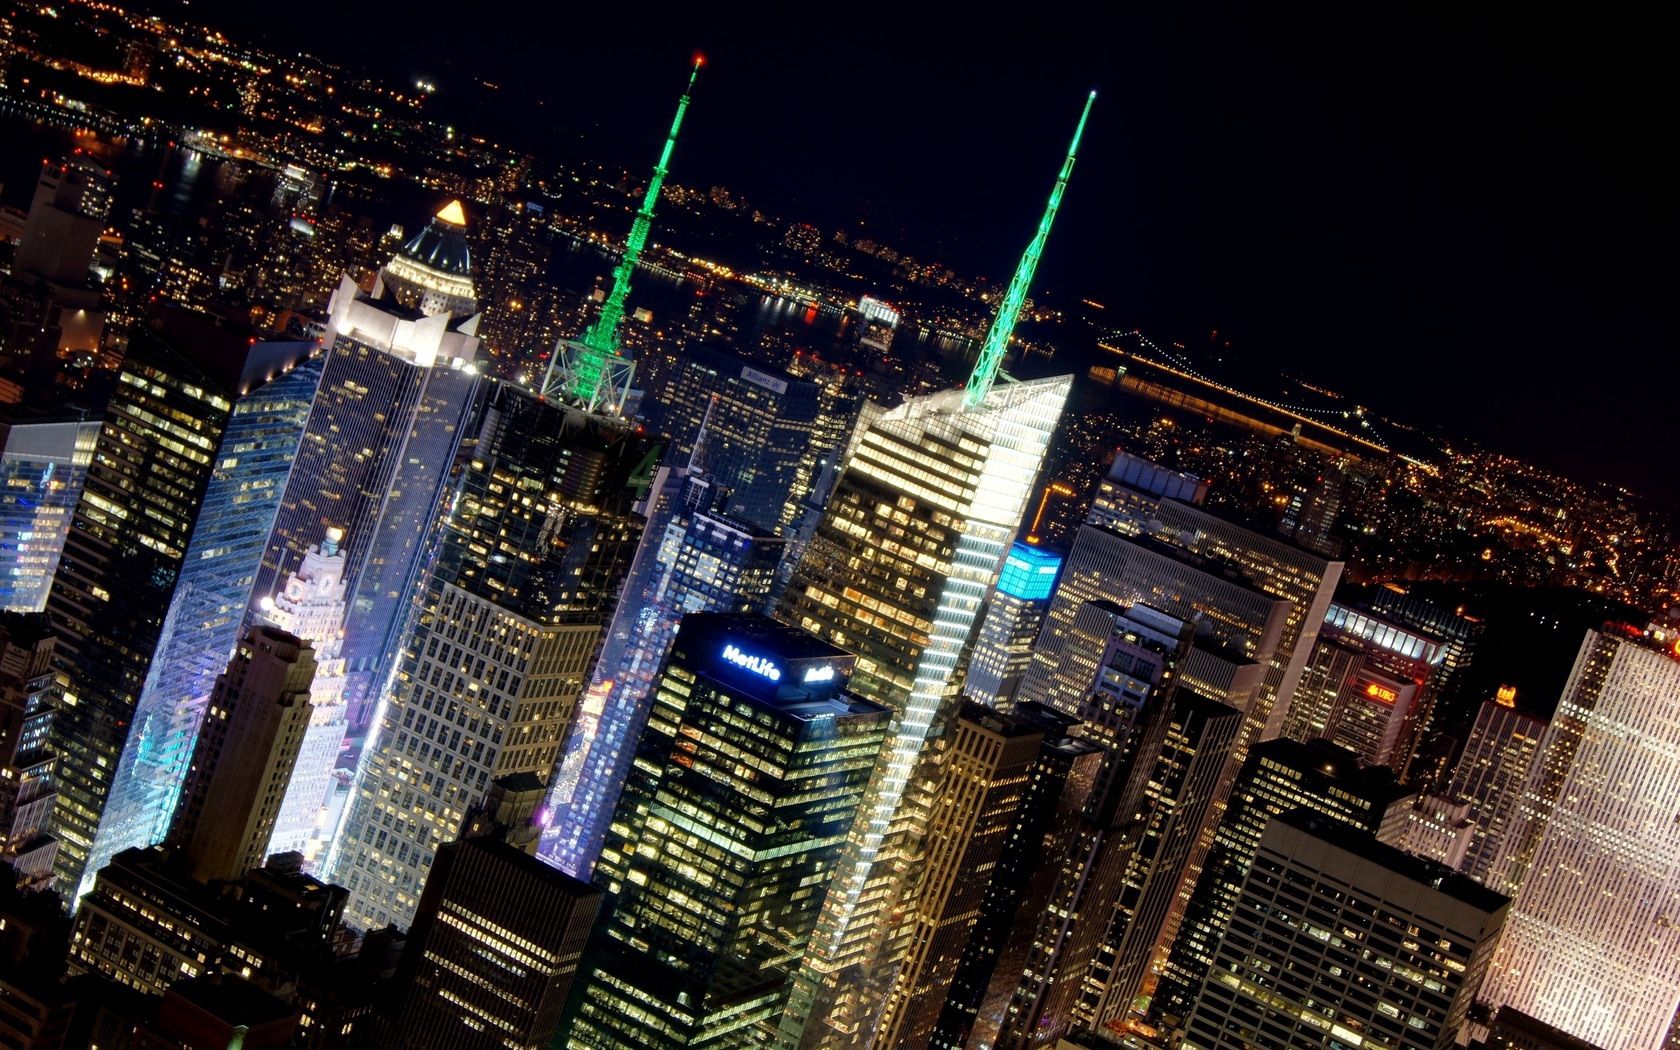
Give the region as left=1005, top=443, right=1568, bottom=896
left=545, top=56, right=703, bottom=414
left=963, top=91, right=1094, bottom=409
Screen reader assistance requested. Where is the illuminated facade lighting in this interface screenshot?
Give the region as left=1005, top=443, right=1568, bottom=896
left=331, top=384, right=650, bottom=931
left=1181, top=810, right=1507, bottom=1050
left=565, top=615, right=887, bottom=1049
left=1478, top=626, right=1680, bottom=1050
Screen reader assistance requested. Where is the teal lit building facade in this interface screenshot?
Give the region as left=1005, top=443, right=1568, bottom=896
left=565, top=614, right=888, bottom=1049
left=967, top=542, right=1064, bottom=708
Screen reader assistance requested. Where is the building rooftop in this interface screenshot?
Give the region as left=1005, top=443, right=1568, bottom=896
left=1275, top=808, right=1509, bottom=915
left=396, top=201, right=472, bottom=277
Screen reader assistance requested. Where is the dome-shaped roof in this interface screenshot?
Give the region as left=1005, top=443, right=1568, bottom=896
left=397, top=201, right=472, bottom=277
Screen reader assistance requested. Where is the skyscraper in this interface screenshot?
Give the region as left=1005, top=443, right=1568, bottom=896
left=1015, top=530, right=1291, bottom=719
left=548, top=454, right=784, bottom=875
left=1064, top=450, right=1344, bottom=759
left=43, top=310, right=315, bottom=894
left=1181, top=810, right=1507, bottom=1050
left=773, top=91, right=1090, bottom=1048
left=317, top=269, right=484, bottom=726
left=255, top=529, right=351, bottom=869
left=81, top=345, right=323, bottom=897
left=0, top=613, right=58, bottom=888
left=392, top=775, right=601, bottom=1050
left=937, top=704, right=1102, bottom=1050
left=87, top=213, right=484, bottom=893
left=331, top=382, right=650, bottom=930
left=566, top=615, right=888, bottom=1049
left=874, top=702, right=1069, bottom=1050
left=1154, top=738, right=1399, bottom=1020
left=996, top=605, right=1252, bottom=1047
left=1449, top=692, right=1545, bottom=887
left=1479, top=624, right=1680, bottom=1050
left=0, top=416, right=99, bottom=614
left=1281, top=600, right=1447, bottom=774
left=377, top=200, right=478, bottom=319
left=775, top=373, right=1072, bottom=1045
left=169, top=625, right=317, bottom=884
left=654, top=344, right=823, bottom=534
left=967, top=541, right=1062, bottom=707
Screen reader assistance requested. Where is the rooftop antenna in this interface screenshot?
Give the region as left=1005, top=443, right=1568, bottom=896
left=963, top=90, right=1094, bottom=409
left=543, top=56, right=703, bottom=415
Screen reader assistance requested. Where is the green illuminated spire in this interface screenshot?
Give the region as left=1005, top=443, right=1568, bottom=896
left=569, top=56, right=703, bottom=404
left=963, top=91, right=1094, bottom=409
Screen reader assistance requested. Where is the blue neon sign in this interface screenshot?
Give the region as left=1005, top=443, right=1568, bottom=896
left=722, top=644, right=782, bottom=682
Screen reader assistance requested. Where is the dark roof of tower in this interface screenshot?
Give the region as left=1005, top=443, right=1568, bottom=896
left=398, top=200, right=472, bottom=277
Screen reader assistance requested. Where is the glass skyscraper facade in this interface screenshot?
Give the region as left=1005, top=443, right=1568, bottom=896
left=332, top=384, right=650, bottom=930
left=967, top=541, right=1062, bottom=708
left=81, top=354, right=324, bottom=895
left=546, top=462, right=785, bottom=877
left=773, top=374, right=1071, bottom=1048
left=84, top=263, right=483, bottom=893
left=655, top=344, right=822, bottom=535
left=0, top=418, right=100, bottom=614
left=42, top=312, right=315, bottom=894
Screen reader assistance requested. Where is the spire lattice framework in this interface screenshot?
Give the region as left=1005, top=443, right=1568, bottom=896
left=543, top=57, right=702, bottom=414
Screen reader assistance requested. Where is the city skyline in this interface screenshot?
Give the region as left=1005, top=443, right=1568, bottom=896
left=0, top=2, right=1676, bottom=1048
left=204, top=2, right=1679, bottom=505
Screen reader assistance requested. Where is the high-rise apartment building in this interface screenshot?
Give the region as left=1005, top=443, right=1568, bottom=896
left=1449, top=693, right=1546, bottom=887
left=0, top=417, right=99, bottom=614
left=1479, top=624, right=1680, bottom=1050
left=1155, top=738, right=1399, bottom=1019
left=169, top=626, right=316, bottom=884
left=332, top=382, right=650, bottom=930
left=42, top=310, right=315, bottom=894
left=1181, top=810, right=1507, bottom=1050
left=967, top=541, right=1062, bottom=707
left=566, top=615, right=888, bottom=1049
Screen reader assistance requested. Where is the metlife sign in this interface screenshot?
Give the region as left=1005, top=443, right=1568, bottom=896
left=722, top=643, right=783, bottom=682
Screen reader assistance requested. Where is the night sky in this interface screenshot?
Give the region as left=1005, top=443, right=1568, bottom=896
left=216, top=3, right=1676, bottom=504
